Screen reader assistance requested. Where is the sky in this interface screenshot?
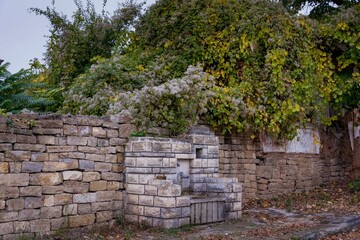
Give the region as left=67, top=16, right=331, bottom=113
left=0, top=0, right=156, bottom=74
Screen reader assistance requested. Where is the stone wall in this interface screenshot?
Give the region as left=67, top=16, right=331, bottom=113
left=0, top=114, right=135, bottom=239
left=217, top=124, right=357, bottom=201
left=124, top=131, right=242, bottom=228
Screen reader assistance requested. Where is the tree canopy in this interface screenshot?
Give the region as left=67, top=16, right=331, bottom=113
left=4, top=0, right=358, bottom=139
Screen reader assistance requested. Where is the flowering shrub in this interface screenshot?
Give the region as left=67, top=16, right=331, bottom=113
left=108, top=65, right=213, bottom=135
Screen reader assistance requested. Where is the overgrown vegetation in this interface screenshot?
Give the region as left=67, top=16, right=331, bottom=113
left=2, top=0, right=359, bottom=139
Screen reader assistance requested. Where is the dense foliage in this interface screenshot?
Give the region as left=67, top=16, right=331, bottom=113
left=0, top=62, right=54, bottom=114
left=5, top=0, right=357, bottom=138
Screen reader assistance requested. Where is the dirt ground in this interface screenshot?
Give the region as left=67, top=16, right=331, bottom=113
left=42, top=181, right=360, bottom=240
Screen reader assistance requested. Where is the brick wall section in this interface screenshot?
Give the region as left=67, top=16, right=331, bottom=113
left=0, top=114, right=134, bottom=239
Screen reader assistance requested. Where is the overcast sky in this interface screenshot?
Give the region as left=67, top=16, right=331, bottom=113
left=0, top=0, right=156, bottom=73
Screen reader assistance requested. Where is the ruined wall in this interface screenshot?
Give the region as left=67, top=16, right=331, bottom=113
left=0, top=114, right=134, bottom=239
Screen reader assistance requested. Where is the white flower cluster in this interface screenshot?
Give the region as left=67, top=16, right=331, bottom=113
left=108, top=65, right=214, bottom=135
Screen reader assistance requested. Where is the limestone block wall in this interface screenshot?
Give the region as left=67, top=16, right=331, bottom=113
left=0, top=114, right=134, bottom=239
left=124, top=132, right=242, bottom=228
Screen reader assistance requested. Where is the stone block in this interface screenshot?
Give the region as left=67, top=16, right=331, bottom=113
left=125, top=157, right=136, bottom=167
left=0, top=173, right=29, bottom=186
left=176, top=196, right=190, bottom=207
left=125, top=204, right=143, bottom=215
left=63, top=171, right=82, bottom=180
left=85, top=154, right=105, bottom=161
left=17, top=135, right=37, bottom=144
left=30, top=173, right=62, bottom=186
left=96, top=191, right=115, bottom=202
left=64, top=181, right=89, bottom=193
left=32, top=127, right=62, bottom=135
left=126, top=184, right=144, bottom=194
left=51, top=217, right=69, bottom=231
left=126, top=174, right=139, bottom=184
left=0, top=143, right=12, bottom=151
left=18, top=209, right=40, bottom=221
left=0, top=162, right=9, bottom=173
left=139, top=174, right=155, bottom=184
left=64, top=125, right=78, bottom=135
left=94, top=162, right=112, bottom=172
left=62, top=204, right=77, bottom=216
left=67, top=136, right=89, bottom=146
left=22, top=162, right=43, bottom=173
left=83, top=172, right=101, bottom=182
left=69, top=214, right=95, bottom=227
left=111, top=164, right=124, bottom=172
left=73, top=193, right=96, bottom=203
left=161, top=207, right=181, bottom=218
left=37, top=120, right=63, bottom=128
left=0, top=133, right=16, bottom=143
left=37, top=135, right=55, bottom=145
left=137, top=157, right=162, bottom=167
left=145, top=185, right=158, bottom=195
left=0, top=200, right=5, bottom=209
left=46, top=146, right=77, bottom=153
left=78, top=203, right=92, bottom=215
left=109, top=138, right=127, bottom=146
left=79, top=160, right=94, bottom=171
left=30, top=219, right=51, bottom=232
left=158, top=184, right=181, bottom=197
left=181, top=207, right=191, bottom=217
left=42, top=186, right=64, bottom=194
left=98, top=139, right=109, bottom=147
left=118, top=124, right=136, bottom=138
left=144, top=206, right=160, bottom=217
left=139, top=195, right=154, bottom=206
left=93, top=127, right=107, bottom=138
left=68, top=152, right=85, bottom=159
left=43, top=195, right=54, bottom=207
left=0, top=212, right=18, bottom=222
left=24, top=197, right=42, bottom=209
left=14, top=144, right=45, bottom=152
left=92, top=201, right=113, bottom=211
left=96, top=211, right=113, bottom=223
left=41, top=206, right=62, bottom=219
left=154, top=196, right=176, bottom=208
left=77, top=126, right=92, bottom=136
left=172, top=143, right=192, bottom=153
left=101, top=172, right=122, bottom=181
left=106, top=129, right=118, bottom=138
left=0, top=222, right=14, bottom=235
left=14, top=221, right=30, bottom=233
left=162, top=219, right=179, bottom=229
left=31, top=153, right=49, bottom=162
left=54, top=193, right=72, bottom=205
left=42, top=160, right=78, bottom=172
left=5, top=151, right=31, bottom=161
left=6, top=198, right=24, bottom=211
left=106, top=154, right=118, bottom=163
left=90, top=181, right=107, bottom=192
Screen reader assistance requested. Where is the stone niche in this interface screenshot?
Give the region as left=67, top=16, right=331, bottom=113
left=124, top=126, right=242, bottom=228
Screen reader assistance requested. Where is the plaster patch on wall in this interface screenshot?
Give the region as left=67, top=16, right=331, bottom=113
left=262, top=128, right=320, bottom=154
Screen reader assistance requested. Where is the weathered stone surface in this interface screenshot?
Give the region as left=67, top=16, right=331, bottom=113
left=43, top=195, right=54, bottom=207
left=78, top=203, right=92, bottom=214
left=63, top=181, right=89, bottom=193
left=107, top=181, right=120, bottom=191
left=161, top=207, right=181, bottom=218
left=6, top=198, right=25, bottom=211
left=0, top=200, right=5, bottom=210
left=37, top=120, right=63, bottom=128
left=0, top=212, right=18, bottom=222
left=96, top=191, right=115, bottom=202
left=0, top=133, right=16, bottom=143
left=14, top=221, right=30, bottom=233
left=51, top=217, right=68, bottom=230
left=37, top=136, right=55, bottom=145
left=79, top=126, right=92, bottom=136
left=54, top=193, right=72, bottom=205
left=96, top=211, right=113, bottom=222
left=0, top=162, right=9, bottom=173
left=32, top=127, right=62, bottom=135
left=94, top=162, right=112, bottom=172
left=42, top=186, right=64, bottom=194
left=24, top=197, right=42, bottom=209
left=93, top=127, right=107, bottom=138
left=101, top=172, right=122, bottom=181
left=85, top=154, right=105, bottom=161
left=30, top=173, right=62, bottom=186
left=40, top=206, right=62, bottom=219
left=14, top=144, right=45, bottom=152
left=90, top=181, right=107, bottom=192
left=73, top=193, right=96, bottom=203
left=31, top=153, right=49, bottom=162
left=109, top=138, right=128, bottom=146
left=19, top=186, right=42, bottom=197
left=46, top=146, right=77, bottom=153
left=22, top=162, right=43, bottom=173
left=144, top=206, right=161, bottom=217
left=67, top=136, right=89, bottom=146
left=91, top=201, right=113, bottom=211
left=42, top=160, right=78, bottom=172
left=63, top=171, right=82, bottom=180
left=0, top=186, right=19, bottom=199
left=0, top=173, right=29, bottom=186
left=30, top=219, right=51, bottom=232
left=63, top=204, right=77, bottom=215
left=18, top=209, right=40, bottom=221
left=69, top=214, right=95, bottom=227
left=0, top=222, right=14, bottom=235
left=154, top=196, right=176, bottom=208
left=79, top=160, right=94, bottom=171
left=83, top=172, right=101, bottom=182
left=118, top=124, right=136, bottom=138
left=5, top=151, right=31, bottom=161
left=0, top=144, right=12, bottom=151
left=64, top=125, right=78, bottom=136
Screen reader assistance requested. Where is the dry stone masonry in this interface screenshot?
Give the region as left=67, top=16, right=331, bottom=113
left=124, top=127, right=242, bottom=228
left=0, top=114, right=134, bottom=239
